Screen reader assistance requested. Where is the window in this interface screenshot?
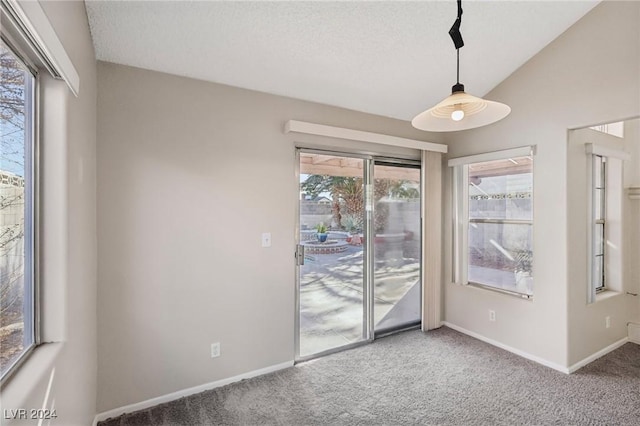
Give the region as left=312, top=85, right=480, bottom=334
left=589, top=122, right=624, bottom=139
left=0, top=0, right=79, bottom=385
left=0, top=38, right=37, bottom=381
left=587, top=144, right=625, bottom=302
left=592, top=155, right=606, bottom=292
left=451, top=147, right=534, bottom=298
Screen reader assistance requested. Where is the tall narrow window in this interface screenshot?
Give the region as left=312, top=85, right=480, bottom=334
left=592, top=155, right=606, bottom=292
left=584, top=141, right=626, bottom=304
left=451, top=147, right=534, bottom=298
left=0, top=39, right=37, bottom=380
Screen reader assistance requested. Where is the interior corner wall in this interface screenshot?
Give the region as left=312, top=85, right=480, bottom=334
left=2, top=1, right=98, bottom=425
left=442, top=1, right=640, bottom=368
left=95, top=61, right=444, bottom=412
left=567, top=127, right=632, bottom=365
left=623, top=119, right=640, bottom=325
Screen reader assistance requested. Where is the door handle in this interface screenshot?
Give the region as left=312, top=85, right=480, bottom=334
left=296, top=244, right=305, bottom=266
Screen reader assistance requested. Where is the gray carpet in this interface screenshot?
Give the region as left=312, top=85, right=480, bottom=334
left=99, top=327, right=640, bottom=425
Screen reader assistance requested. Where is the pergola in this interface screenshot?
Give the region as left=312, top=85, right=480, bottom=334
left=301, top=152, right=532, bottom=180
left=300, top=153, right=420, bottom=180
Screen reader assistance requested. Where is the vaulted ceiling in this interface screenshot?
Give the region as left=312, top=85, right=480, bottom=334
left=86, top=1, right=599, bottom=122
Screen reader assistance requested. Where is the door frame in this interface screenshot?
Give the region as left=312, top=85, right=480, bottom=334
left=294, top=147, right=422, bottom=362
left=371, top=158, right=422, bottom=338
left=295, top=148, right=374, bottom=362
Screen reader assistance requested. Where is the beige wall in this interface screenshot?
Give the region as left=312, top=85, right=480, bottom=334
left=623, top=119, right=640, bottom=324
left=567, top=125, right=637, bottom=365
left=443, top=1, right=640, bottom=368
left=96, top=61, right=443, bottom=411
left=3, top=1, right=97, bottom=425
left=4, top=0, right=638, bottom=421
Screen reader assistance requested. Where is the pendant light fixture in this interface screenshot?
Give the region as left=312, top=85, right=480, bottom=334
left=412, top=0, right=510, bottom=132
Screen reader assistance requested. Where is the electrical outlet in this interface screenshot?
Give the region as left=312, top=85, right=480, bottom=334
left=489, top=310, right=496, bottom=322
left=211, top=342, right=220, bottom=358
left=605, top=316, right=611, bottom=329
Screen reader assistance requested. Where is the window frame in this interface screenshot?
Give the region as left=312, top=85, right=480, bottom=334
left=0, top=34, right=40, bottom=385
left=592, top=154, right=606, bottom=293
left=0, top=0, right=80, bottom=387
left=450, top=146, right=535, bottom=299
left=585, top=142, right=628, bottom=303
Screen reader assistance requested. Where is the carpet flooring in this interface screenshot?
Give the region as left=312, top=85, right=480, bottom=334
left=99, top=327, right=640, bottom=425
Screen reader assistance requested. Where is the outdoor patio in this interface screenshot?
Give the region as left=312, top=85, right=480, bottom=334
left=299, top=244, right=420, bottom=357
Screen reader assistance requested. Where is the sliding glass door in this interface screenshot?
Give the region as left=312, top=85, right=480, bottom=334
left=296, top=150, right=421, bottom=360
left=296, top=151, right=369, bottom=358
left=373, top=163, right=421, bottom=334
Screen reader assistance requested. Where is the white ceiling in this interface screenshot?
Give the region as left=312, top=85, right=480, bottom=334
left=85, top=0, right=599, bottom=122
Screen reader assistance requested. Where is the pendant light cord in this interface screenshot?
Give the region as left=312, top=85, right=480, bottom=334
left=450, top=0, right=465, bottom=93
left=456, top=49, right=460, bottom=85
left=456, top=0, right=462, bottom=85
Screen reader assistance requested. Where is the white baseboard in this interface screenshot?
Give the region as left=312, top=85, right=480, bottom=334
left=567, top=337, right=629, bottom=373
left=442, top=322, right=630, bottom=375
left=442, top=322, right=570, bottom=373
left=93, top=361, right=294, bottom=425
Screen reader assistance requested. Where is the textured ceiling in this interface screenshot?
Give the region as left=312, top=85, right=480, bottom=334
left=85, top=1, right=599, bottom=121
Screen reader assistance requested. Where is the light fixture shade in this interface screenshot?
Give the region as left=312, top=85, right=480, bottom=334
left=412, top=91, right=511, bottom=132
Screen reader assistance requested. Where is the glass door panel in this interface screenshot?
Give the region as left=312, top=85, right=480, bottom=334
left=297, top=152, right=368, bottom=358
left=373, top=163, right=421, bottom=334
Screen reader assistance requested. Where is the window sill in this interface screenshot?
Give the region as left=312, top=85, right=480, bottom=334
left=454, top=281, right=533, bottom=300
left=593, top=289, right=622, bottom=303
left=0, top=342, right=62, bottom=409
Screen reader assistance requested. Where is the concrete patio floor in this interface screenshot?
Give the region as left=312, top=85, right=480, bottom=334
left=299, top=244, right=420, bottom=357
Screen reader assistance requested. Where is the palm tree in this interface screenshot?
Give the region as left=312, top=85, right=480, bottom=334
left=301, top=175, right=392, bottom=231
left=301, top=175, right=360, bottom=229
